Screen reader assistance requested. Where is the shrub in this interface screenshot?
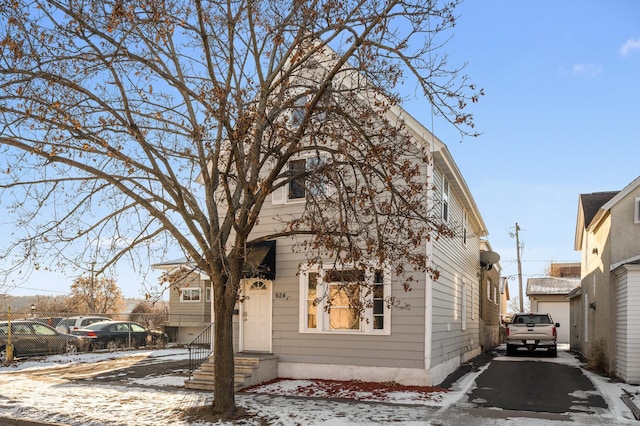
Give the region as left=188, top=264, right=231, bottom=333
left=586, top=338, right=609, bottom=375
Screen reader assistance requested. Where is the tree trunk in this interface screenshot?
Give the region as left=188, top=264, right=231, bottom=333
left=211, top=289, right=237, bottom=418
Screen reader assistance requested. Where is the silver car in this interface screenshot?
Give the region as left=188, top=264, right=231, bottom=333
left=55, top=316, right=111, bottom=334
left=1, top=320, right=87, bottom=362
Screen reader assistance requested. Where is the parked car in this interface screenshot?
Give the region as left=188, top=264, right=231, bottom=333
left=71, top=321, right=167, bottom=351
left=55, top=316, right=111, bottom=334
left=506, top=312, right=559, bottom=357
left=0, top=320, right=87, bottom=362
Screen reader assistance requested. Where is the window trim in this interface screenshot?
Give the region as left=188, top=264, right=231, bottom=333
left=299, top=263, right=391, bottom=335
left=180, top=287, right=202, bottom=303
left=462, top=209, right=468, bottom=245
left=442, top=178, right=449, bottom=223
left=461, top=281, right=467, bottom=331
left=635, top=197, right=640, bottom=224
left=286, top=155, right=333, bottom=203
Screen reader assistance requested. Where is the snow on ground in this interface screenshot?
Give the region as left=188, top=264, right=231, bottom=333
left=0, top=346, right=639, bottom=425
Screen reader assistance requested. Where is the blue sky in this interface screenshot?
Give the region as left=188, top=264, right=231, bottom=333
left=4, top=1, right=640, bottom=303
left=404, top=0, right=640, bottom=303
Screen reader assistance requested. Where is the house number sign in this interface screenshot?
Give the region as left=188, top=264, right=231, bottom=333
left=275, top=292, right=287, bottom=299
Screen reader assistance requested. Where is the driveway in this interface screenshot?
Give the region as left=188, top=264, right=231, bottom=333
left=467, top=354, right=607, bottom=414
left=433, top=345, right=617, bottom=424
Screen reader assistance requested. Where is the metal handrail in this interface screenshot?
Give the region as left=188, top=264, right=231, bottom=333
left=187, top=322, right=214, bottom=379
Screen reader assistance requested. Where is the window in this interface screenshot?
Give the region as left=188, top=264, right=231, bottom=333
left=131, top=323, right=146, bottom=332
left=290, top=95, right=307, bottom=127
left=300, top=264, right=391, bottom=334
left=462, top=209, right=468, bottom=245
left=290, top=88, right=332, bottom=126
left=288, top=158, right=307, bottom=200
left=493, top=286, right=498, bottom=304
left=442, top=178, right=449, bottom=222
left=180, top=288, right=201, bottom=302
left=487, top=279, right=491, bottom=300
left=206, top=286, right=211, bottom=302
left=635, top=197, right=640, bottom=224
left=470, top=283, right=475, bottom=320
left=287, top=156, right=332, bottom=201
left=461, top=281, right=467, bottom=331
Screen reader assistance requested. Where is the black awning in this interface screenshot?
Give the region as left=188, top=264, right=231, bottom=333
left=242, top=240, right=276, bottom=280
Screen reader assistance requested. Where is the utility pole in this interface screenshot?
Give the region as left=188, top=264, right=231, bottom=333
left=515, top=223, right=524, bottom=312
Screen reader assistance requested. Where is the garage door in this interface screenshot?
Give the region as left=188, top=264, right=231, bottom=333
left=537, top=302, right=570, bottom=344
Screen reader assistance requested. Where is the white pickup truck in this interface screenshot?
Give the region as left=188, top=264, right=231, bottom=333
left=506, top=313, right=559, bottom=357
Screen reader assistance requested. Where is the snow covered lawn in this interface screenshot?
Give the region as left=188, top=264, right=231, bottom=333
left=1, top=347, right=639, bottom=425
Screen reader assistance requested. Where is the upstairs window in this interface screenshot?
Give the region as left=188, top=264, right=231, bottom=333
left=290, top=95, right=307, bottom=127
left=442, top=178, right=449, bottom=222
left=286, top=156, right=332, bottom=202
left=463, top=209, right=468, bottom=245
left=288, top=159, right=307, bottom=200
left=635, top=197, right=640, bottom=224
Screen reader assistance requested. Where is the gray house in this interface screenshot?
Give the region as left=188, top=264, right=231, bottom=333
left=156, top=47, right=498, bottom=388
left=159, top=127, right=495, bottom=387
left=571, top=176, right=640, bottom=383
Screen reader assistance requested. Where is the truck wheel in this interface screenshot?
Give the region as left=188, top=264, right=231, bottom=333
left=506, top=344, right=515, bottom=356
left=549, top=345, right=557, bottom=357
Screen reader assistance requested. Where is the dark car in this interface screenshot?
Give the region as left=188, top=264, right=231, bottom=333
left=71, top=320, right=167, bottom=351
left=0, top=320, right=87, bottom=362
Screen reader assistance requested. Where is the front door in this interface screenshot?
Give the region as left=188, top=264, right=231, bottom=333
left=241, top=278, right=272, bottom=352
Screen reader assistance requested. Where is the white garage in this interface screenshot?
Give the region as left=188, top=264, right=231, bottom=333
left=537, top=301, right=570, bottom=344
left=527, top=276, right=581, bottom=345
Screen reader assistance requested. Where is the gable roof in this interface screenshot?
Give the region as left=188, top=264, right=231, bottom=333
left=574, top=191, right=619, bottom=250
left=526, top=277, right=580, bottom=296
left=574, top=176, right=640, bottom=250
left=600, top=175, right=640, bottom=211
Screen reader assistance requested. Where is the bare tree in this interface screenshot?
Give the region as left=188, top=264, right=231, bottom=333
left=68, top=276, right=126, bottom=315
left=32, top=294, right=73, bottom=316
left=508, top=296, right=531, bottom=314
left=0, top=0, right=481, bottom=419
left=130, top=300, right=168, bottom=329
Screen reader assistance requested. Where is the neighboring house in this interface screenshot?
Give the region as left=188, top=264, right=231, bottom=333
left=571, top=176, right=640, bottom=383
left=526, top=262, right=580, bottom=344
left=152, top=263, right=212, bottom=344
left=479, top=240, right=502, bottom=351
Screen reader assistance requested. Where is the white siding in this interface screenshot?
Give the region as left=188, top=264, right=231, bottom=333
left=616, top=266, right=640, bottom=384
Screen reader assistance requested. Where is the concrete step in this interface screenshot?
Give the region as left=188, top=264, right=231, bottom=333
left=186, top=354, right=278, bottom=392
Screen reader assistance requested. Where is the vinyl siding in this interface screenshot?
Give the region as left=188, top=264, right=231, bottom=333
left=166, top=273, right=210, bottom=326
left=429, top=167, right=481, bottom=369
left=616, top=266, right=640, bottom=384
left=265, top=230, right=427, bottom=370
left=249, top=143, right=430, bottom=371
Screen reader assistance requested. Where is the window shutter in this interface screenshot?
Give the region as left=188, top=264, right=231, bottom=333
left=271, top=186, right=286, bottom=205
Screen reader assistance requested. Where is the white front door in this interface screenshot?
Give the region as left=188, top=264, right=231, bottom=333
left=241, top=278, right=272, bottom=352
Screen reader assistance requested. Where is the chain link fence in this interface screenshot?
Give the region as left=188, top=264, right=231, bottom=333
left=0, top=310, right=207, bottom=362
